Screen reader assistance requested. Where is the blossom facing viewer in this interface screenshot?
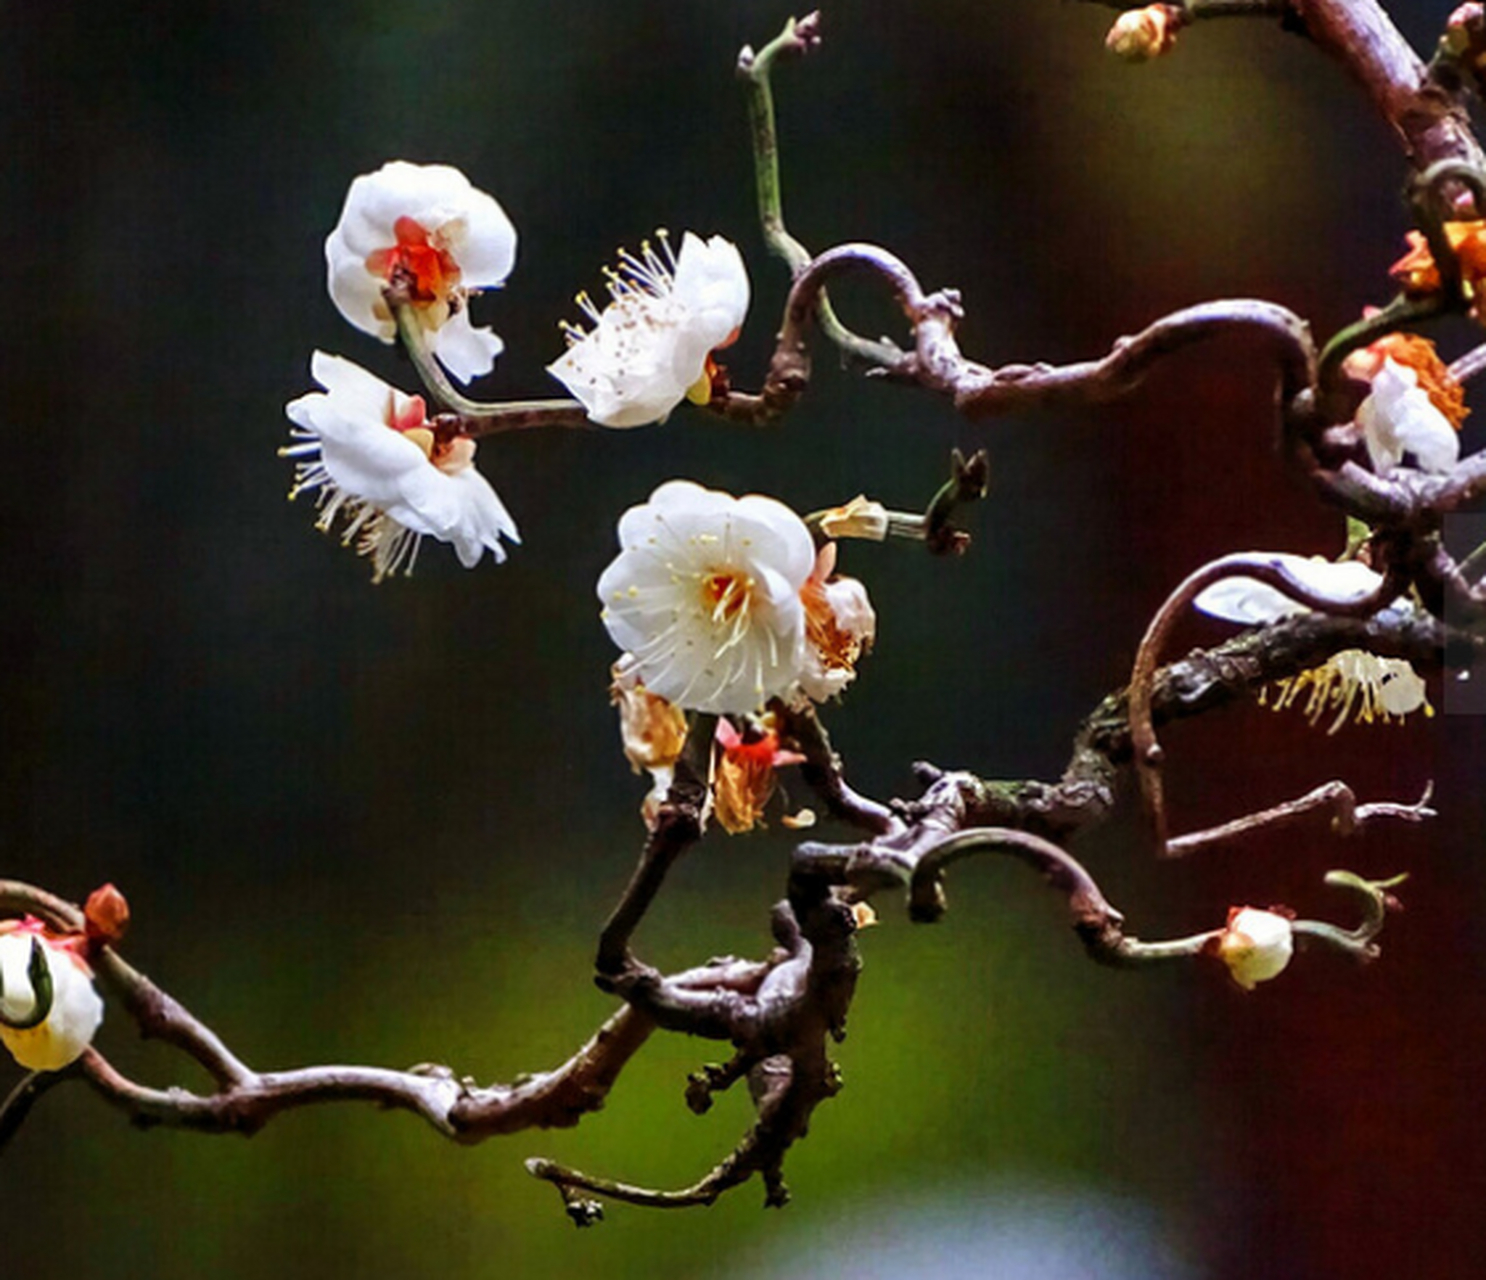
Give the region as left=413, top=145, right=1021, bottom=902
left=283, top=352, right=519, bottom=582
left=549, top=232, right=750, bottom=427
left=0, top=919, right=105, bottom=1071
left=597, top=480, right=814, bottom=714
left=1212, top=907, right=1294, bottom=991
left=325, top=161, right=517, bottom=383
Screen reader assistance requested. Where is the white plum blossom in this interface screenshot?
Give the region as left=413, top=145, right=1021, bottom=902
left=0, top=922, right=104, bottom=1072
left=597, top=480, right=815, bottom=714
left=283, top=351, right=519, bottom=582
left=325, top=161, right=517, bottom=384
left=1193, top=554, right=1392, bottom=625
left=1214, top=907, right=1294, bottom=991
left=549, top=232, right=750, bottom=428
left=797, top=542, right=877, bottom=702
left=1357, top=356, right=1461, bottom=475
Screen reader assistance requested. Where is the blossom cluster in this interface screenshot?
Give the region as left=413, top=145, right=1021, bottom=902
left=598, top=480, right=876, bottom=832
left=286, top=162, right=751, bottom=579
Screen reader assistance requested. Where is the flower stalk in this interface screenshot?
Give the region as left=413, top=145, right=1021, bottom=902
left=389, top=297, right=588, bottom=433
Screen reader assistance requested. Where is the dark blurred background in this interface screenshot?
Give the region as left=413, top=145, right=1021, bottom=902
left=3, top=2, right=1484, bottom=1276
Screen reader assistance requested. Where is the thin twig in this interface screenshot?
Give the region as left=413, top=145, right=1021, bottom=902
left=1164, top=781, right=1436, bottom=858
left=1125, top=552, right=1408, bottom=852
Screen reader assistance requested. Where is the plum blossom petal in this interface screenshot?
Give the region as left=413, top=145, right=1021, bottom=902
left=0, top=922, right=104, bottom=1072
left=549, top=232, right=750, bottom=428
left=283, top=351, right=518, bottom=581
left=597, top=480, right=814, bottom=714
left=1357, top=356, right=1461, bottom=475
left=797, top=542, right=876, bottom=702
left=325, top=161, right=517, bottom=383
left=1193, top=554, right=1392, bottom=625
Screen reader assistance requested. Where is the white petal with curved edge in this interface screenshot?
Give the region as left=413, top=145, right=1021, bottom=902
left=432, top=309, right=505, bottom=384
left=1194, top=554, right=1388, bottom=625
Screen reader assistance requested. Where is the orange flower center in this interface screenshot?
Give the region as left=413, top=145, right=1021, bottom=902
left=702, top=571, right=753, bottom=624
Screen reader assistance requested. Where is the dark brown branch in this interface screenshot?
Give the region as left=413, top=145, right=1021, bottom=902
left=595, top=714, right=715, bottom=977
left=531, top=883, right=858, bottom=1222
left=799, top=608, right=1463, bottom=912
left=1124, top=552, right=1409, bottom=850
left=1294, top=0, right=1485, bottom=176
left=62, top=998, right=660, bottom=1143
left=774, top=700, right=901, bottom=836
left=710, top=241, right=1317, bottom=433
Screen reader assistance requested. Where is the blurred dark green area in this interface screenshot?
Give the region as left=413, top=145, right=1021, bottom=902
left=3, top=1, right=1485, bottom=1277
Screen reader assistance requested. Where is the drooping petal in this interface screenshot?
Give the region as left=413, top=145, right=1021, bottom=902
left=1193, top=554, right=1390, bottom=625
left=431, top=308, right=506, bottom=385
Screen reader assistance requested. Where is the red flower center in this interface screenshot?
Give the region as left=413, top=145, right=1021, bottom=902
left=365, top=216, right=461, bottom=306
left=702, top=571, right=752, bottom=623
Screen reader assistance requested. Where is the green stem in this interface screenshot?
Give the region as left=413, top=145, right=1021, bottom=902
left=1290, top=870, right=1405, bottom=958
left=390, top=301, right=589, bottom=432
left=1315, top=294, right=1447, bottom=405
left=738, top=16, right=901, bottom=367
left=740, top=17, right=813, bottom=273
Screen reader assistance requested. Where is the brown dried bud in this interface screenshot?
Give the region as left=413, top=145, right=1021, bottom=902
left=610, top=656, right=687, bottom=775
left=84, top=883, right=130, bottom=949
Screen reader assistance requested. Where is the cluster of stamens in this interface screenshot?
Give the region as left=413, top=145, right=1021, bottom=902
left=1259, top=650, right=1433, bottom=734
left=559, top=230, right=678, bottom=344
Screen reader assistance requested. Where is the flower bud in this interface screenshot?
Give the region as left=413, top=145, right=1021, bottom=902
left=1445, top=4, right=1486, bottom=63
left=1105, top=6, right=1181, bottom=63
left=817, top=496, right=889, bottom=542
left=0, top=922, right=104, bottom=1071
left=1214, top=907, right=1294, bottom=991
left=84, top=883, right=131, bottom=949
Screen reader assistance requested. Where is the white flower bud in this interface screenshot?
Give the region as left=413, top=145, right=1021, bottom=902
left=1216, top=907, right=1294, bottom=991
left=0, top=927, right=105, bottom=1072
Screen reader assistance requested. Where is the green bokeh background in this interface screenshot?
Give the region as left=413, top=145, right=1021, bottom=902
left=5, top=2, right=1485, bottom=1277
